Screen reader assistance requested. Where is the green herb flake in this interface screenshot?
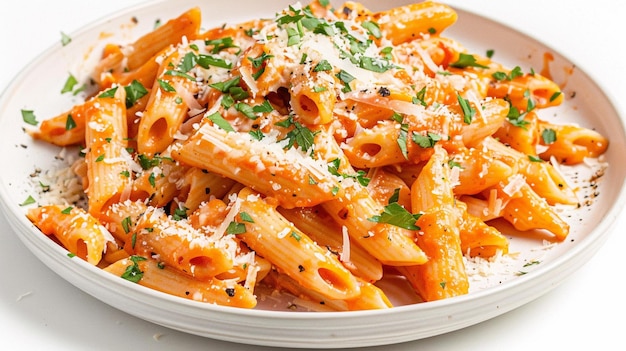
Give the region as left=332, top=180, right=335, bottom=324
left=286, top=27, right=302, bottom=46
left=61, top=32, right=72, bottom=46
left=249, top=129, right=265, bottom=140
left=172, top=207, right=188, bottom=221
left=98, top=87, right=118, bottom=99
left=209, top=76, right=241, bottom=93
left=289, top=231, right=302, bottom=241
left=335, top=70, right=355, bottom=92
left=412, top=132, right=441, bottom=148
left=19, top=195, right=36, bottom=206
left=158, top=79, right=176, bottom=93
left=313, top=59, right=333, bottom=72
left=549, top=91, right=562, bottom=102
left=388, top=188, right=401, bottom=204
left=450, top=53, right=489, bottom=69
left=21, top=110, right=38, bottom=126
left=61, top=207, right=73, bottom=215
left=205, top=37, right=239, bottom=54
left=247, top=52, right=273, bottom=68
left=121, top=255, right=147, bottom=283
left=457, top=94, right=475, bottom=124
left=61, top=74, right=78, bottom=94
left=239, top=212, right=255, bottom=223
left=148, top=172, right=156, bottom=187
left=197, top=54, right=232, bottom=69
left=542, top=128, right=557, bottom=144
left=368, top=202, right=421, bottom=230
left=226, top=221, right=247, bottom=235
left=283, top=120, right=318, bottom=153
left=361, top=20, right=382, bottom=39
left=412, top=87, right=427, bottom=106
left=95, top=154, right=105, bottom=162
left=124, top=80, right=149, bottom=107
left=234, top=102, right=258, bottom=120
left=397, top=123, right=409, bottom=159
left=121, top=216, right=132, bottom=234
left=65, top=114, right=77, bottom=130
left=206, top=112, right=235, bottom=132
left=137, top=154, right=161, bottom=170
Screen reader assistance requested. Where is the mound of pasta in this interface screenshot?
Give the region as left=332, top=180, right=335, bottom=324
left=23, top=0, right=608, bottom=310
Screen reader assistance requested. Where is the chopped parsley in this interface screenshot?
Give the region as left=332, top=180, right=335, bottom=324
left=361, top=20, right=382, bottom=39
left=21, top=110, right=38, bottom=126
left=313, top=59, right=333, bottom=72
left=61, top=74, right=78, bottom=94
left=368, top=202, right=421, bottom=230
left=412, top=132, right=441, bottom=148
left=121, top=256, right=147, bottom=283
left=65, top=114, right=76, bottom=130
left=206, top=111, right=235, bottom=132
left=158, top=79, right=176, bottom=92
left=542, top=128, right=557, bottom=144
left=450, top=53, right=488, bottom=69
left=60, top=32, right=72, bottom=46
left=456, top=94, right=475, bottom=124
left=226, top=221, right=247, bottom=235
left=19, top=195, right=36, bottom=206
left=124, top=80, right=149, bottom=108
left=278, top=116, right=318, bottom=153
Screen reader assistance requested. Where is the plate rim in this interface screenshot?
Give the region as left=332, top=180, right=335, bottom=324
left=1, top=0, right=625, bottom=348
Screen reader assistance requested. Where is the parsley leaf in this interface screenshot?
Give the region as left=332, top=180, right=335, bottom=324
left=65, top=114, right=76, bottom=130
left=121, top=255, right=147, bottom=283
left=61, top=74, right=78, bottom=94
left=19, top=195, right=36, bottom=206
left=542, top=128, right=557, bottom=144
left=361, top=20, right=382, bottom=39
left=412, top=132, right=441, bottom=148
left=368, top=202, right=421, bottom=230
left=450, top=53, right=489, bottom=69
left=456, top=94, right=475, bottom=124
left=21, top=110, right=38, bottom=126
left=226, top=221, right=247, bottom=235
left=206, top=112, right=235, bottom=132
left=124, top=80, right=148, bottom=108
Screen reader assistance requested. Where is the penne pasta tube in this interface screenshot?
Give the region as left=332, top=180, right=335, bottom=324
left=403, top=145, right=469, bottom=301
left=265, top=270, right=392, bottom=311
left=234, top=187, right=361, bottom=300
left=104, top=256, right=256, bottom=308
left=172, top=121, right=343, bottom=209
left=456, top=201, right=509, bottom=258
left=537, top=120, right=609, bottom=165
left=26, top=205, right=115, bottom=266
left=93, top=7, right=202, bottom=84
left=278, top=205, right=384, bottom=282
left=372, top=2, right=458, bottom=45
left=84, top=87, right=132, bottom=216
left=482, top=136, right=578, bottom=205
left=102, top=200, right=236, bottom=280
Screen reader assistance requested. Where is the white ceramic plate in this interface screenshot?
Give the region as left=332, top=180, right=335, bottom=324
left=0, top=0, right=624, bottom=348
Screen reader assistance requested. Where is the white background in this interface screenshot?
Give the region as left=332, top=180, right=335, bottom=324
left=1, top=1, right=624, bottom=350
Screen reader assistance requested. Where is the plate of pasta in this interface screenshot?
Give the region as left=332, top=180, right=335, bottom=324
left=0, top=0, right=624, bottom=348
